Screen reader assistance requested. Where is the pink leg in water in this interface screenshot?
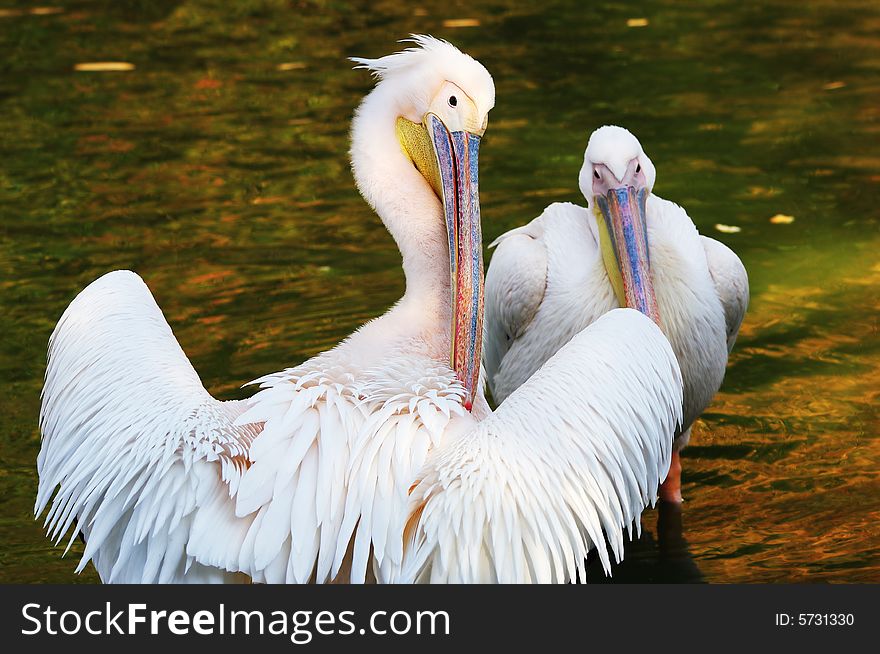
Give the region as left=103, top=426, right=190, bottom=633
left=659, top=450, right=682, bottom=504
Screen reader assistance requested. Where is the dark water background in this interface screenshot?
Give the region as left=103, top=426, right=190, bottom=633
left=1, top=0, right=878, bottom=583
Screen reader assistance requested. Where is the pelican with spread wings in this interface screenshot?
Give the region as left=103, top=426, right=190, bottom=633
left=36, top=41, right=682, bottom=584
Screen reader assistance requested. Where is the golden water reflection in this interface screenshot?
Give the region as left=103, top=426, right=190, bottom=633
left=0, top=0, right=878, bottom=582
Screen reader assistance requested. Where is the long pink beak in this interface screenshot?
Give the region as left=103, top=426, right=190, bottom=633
left=596, top=186, right=661, bottom=325
left=426, top=114, right=483, bottom=411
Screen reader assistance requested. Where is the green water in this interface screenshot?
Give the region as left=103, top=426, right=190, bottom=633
left=1, top=0, right=878, bottom=583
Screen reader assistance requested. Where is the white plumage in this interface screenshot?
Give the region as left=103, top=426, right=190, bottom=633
left=36, top=43, right=684, bottom=584
left=37, top=270, right=259, bottom=583
left=484, top=126, right=748, bottom=501
left=403, top=309, right=682, bottom=583
left=36, top=269, right=476, bottom=584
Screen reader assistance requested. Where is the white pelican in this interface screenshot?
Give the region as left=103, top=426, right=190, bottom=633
left=484, top=125, right=748, bottom=503
left=36, top=40, right=683, bottom=584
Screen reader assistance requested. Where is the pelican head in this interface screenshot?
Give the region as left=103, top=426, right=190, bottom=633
left=578, top=125, right=660, bottom=325
left=350, top=36, right=495, bottom=409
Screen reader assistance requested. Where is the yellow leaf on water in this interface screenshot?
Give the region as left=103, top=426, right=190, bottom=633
left=747, top=186, right=782, bottom=198
left=822, top=81, right=846, bottom=91
left=251, top=196, right=287, bottom=206
left=627, top=18, right=649, bottom=27
left=443, top=18, right=480, bottom=28
left=715, top=223, right=741, bottom=234
left=770, top=214, right=795, bottom=224
left=277, top=62, right=306, bottom=71
left=74, top=62, right=135, bottom=72
left=0, top=7, right=63, bottom=17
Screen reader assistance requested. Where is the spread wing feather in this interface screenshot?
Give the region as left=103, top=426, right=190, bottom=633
left=401, top=308, right=683, bottom=583
left=36, top=271, right=259, bottom=583
left=213, top=358, right=466, bottom=583
left=36, top=271, right=466, bottom=585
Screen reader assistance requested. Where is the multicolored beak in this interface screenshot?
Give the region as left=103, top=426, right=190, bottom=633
left=394, top=113, right=485, bottom=411
left=594, top=186, right=661, bottom=325
left=426, top=114, right=483, bottom=410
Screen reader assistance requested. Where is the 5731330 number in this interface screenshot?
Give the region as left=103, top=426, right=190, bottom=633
left=775, top=613, right=854, bottom=626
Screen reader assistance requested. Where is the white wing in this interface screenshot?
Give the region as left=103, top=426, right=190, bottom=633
left=36, top=271, right=260, bottom=583
left=198, top=356, right=465, bottom=584
left=701, top=236, right=749, bottom=352
left=36, top=271, right=466, bottom=585
left=401, top=308, right=683, bottom=583
left=483, top=222, right=547, bottom=398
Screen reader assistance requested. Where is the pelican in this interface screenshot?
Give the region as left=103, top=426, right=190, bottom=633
left=484, top=125, right=748, bottom=503
left=36, top=40, right=683, bottom=584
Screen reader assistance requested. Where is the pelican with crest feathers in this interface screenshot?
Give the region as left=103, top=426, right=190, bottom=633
left=484, top=126, right=748, bottom=504
left=36, top=38, right=683, bottom=584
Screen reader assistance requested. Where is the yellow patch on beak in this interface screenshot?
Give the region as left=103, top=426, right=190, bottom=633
left=396, top=116, right=443, bottom=198
left=594, top=204, right=627, bottom=306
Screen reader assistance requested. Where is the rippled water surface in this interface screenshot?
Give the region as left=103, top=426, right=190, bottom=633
left=1, top=0, right=878, bottom=583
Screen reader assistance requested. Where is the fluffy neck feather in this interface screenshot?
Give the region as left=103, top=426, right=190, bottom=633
left=349, top=82, right=453, bottom=348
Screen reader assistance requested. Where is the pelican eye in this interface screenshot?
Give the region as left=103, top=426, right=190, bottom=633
left=636, top=163, right=641, bottom=173
left=593, top=169, right=600, bottom=179
left=448, top=95, right=458, bottom=107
